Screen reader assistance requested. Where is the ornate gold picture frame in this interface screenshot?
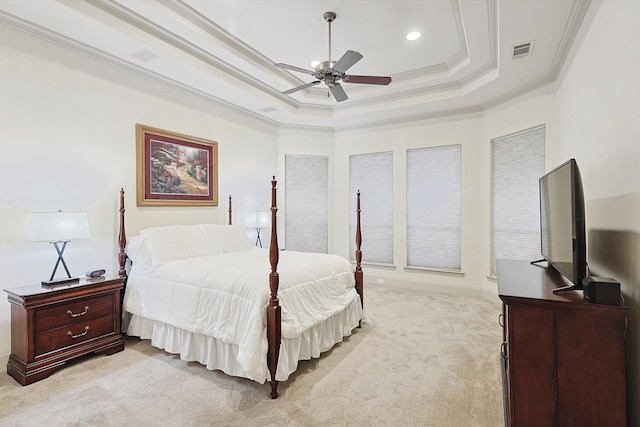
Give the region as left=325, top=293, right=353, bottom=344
left=136, top=124, right=218, bottom=206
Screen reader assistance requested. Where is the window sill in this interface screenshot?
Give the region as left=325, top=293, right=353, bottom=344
left=352, top=261, right=396, bottom=270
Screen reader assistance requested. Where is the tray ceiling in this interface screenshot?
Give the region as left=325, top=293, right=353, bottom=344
left=0, top=0, right=592, bottom=129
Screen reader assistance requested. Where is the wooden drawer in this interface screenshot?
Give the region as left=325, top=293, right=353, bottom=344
left=34, top=294, right=114, bottom=333
left=35, top=314, right=116, bottom=356
left=5, top=277, right=125, bottom=385
left=498, top=260, right=628, bottom=427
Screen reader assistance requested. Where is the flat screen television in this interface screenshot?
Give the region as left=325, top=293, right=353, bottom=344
left=537, top=158, right=587, bottom=293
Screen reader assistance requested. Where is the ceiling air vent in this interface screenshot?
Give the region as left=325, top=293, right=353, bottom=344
left=512, top=41, right=534, bottom=58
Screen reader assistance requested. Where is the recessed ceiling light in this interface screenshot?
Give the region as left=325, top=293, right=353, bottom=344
left=406, top=31, right=421, bottom=41
left=310, top=60, right=320, bottom=68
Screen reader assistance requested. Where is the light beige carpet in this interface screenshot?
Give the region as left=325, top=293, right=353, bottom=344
left=0, top=285, right=504, bottom=427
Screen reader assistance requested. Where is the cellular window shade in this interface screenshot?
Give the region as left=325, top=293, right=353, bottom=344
left=285, top=155, right=329, bottom=253
left=491, top=125, right=546, bottom=275
left=350, top=152, right=393, bottom=264
left=407, top=145, right=461, bottom=270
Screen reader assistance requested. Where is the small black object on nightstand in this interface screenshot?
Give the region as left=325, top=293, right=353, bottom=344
left=86, top=269, right=106, bottom=278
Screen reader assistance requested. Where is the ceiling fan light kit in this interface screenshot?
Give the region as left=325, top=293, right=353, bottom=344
left=275, top=11, right=392, bottom=102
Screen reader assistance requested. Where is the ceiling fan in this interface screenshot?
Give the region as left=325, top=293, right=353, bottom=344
left=275, top=11, right=392, bottom=102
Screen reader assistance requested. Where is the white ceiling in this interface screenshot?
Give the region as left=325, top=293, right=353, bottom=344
left=0, top=0, right=592, bottom=130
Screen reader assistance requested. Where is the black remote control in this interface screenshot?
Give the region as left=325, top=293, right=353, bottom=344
left=86, top=269, right=105, bottom=278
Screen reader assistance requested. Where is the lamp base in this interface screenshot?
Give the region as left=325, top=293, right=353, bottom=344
left=41, top=277, right=80, bottom=287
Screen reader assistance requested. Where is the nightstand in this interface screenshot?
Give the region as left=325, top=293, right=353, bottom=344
left=4, top=276, right=125, bottom=385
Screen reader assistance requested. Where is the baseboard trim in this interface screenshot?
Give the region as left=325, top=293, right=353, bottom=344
left=0, top=352, right=9, bottom=374
left=481, top=285, right=499, bottom=302
left=366, top=279, right=481, bottom=297
left=364, top=278, right=501, bottom=306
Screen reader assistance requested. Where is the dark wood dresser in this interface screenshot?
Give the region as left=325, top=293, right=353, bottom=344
left=5, top=276, right=125, bottom=385
left=497, top=259, right=627, bottom=427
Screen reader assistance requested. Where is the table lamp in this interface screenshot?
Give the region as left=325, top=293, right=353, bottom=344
left=27, top=211, right=91, bottom=285
left=245, top=211, right=270, bottom=247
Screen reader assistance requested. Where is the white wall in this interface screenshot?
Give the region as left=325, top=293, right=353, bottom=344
left=550, top=1, right=640, bottom=424
left=328, top=90, right=555, bottom=298
left=331, top=114, right=493, bottom=297
left=0, top=27, right=279, bottom=370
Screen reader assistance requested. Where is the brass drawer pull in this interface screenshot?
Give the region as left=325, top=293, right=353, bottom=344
left=67, top=306, right=89, bottom=317
left=500, top=342, right=508, bottom=359
left=67, top=326, right=90, bottom=339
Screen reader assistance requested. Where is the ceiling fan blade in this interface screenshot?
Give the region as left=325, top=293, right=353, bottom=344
left=274, top=63, right=316, bottom=76
left=333, top=50, right=363, bottom=74
left=329, top=83, right=348, bottom=102
left=282, top=81, right=321, bottom=95
left=343, top=75, right=392, bottom=85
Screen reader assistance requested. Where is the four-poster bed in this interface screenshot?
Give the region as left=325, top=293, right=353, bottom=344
left=117, top=177, right=363, bottom=398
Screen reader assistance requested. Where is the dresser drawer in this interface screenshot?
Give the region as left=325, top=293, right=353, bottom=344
left=35, top=294, right=114, bottom=333
left=5, top=277, right=125, bottom=385
left=35, top=314, right=116, bottom=356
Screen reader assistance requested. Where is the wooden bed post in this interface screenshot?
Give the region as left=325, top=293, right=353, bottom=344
left=228, top=195, right=232, bottom=225
left=118, top=188, right=127, bottom=281
left=267, top=176, right=282, bottom=399
left=355, top=190, right=364, bottom=316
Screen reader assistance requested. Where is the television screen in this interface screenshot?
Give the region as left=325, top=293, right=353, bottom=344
left=538, top=159, right=587, bottom=292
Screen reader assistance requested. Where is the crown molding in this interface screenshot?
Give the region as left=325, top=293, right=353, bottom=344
left=86, top=0, right=297, bottom=107
left=301, top=0, right=475, bottom=100
left=156, top=0, right=301, bottom=89
left=0, top=11, right=281, bottom=130
left=480, top=75, right=555, bottom=111
left=335, top=105, right=485, bottom=132
left=278, top=123, right=335, bottom=133
left=328, top=0, right=497, bottom=112
left=1, top=0, right=592, bottom=133
left=364, top=0, right=469, bottom=84
left=548, top=0, right=592, bottom=79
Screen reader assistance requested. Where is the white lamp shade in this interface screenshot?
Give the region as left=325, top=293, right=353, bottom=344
left=245, top=211, right=271, bottom=228
left=27, top=212, right=91, bottom=242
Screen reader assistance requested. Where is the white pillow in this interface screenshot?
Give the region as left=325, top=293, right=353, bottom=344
left=125, top=235, right=152, bottom=268
left=140, top=225, right=212, bottom=265
left=200, top=224, right=253, bottom=253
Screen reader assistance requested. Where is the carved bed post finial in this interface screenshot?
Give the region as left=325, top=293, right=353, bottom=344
left=267, top=176, right=281, bottom=399
left=270, top=176, right=280, bottom=270
left=118, top=188, right=127, bottom=280
left=228, top=195, right=232, bottom=225
left=355, top=190, right=364, bottom=312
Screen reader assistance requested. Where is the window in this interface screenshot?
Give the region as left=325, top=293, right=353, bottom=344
left=285, top=155, right=329, bottom=253
left=349, top=152, right=393, bottom=264
left=491, top=125, right=546, bottom=275
left=407, top=145, right=462, bottom=271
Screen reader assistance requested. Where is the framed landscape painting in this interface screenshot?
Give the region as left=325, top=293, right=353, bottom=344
left=136, top=124, right=218, bottom=206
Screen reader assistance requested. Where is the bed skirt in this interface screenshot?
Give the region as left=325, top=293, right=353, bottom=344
left=123, top=293, right=363, bottom=383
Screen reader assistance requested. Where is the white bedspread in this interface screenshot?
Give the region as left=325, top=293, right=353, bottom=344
left=123, top=248, right=359, bottom=382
